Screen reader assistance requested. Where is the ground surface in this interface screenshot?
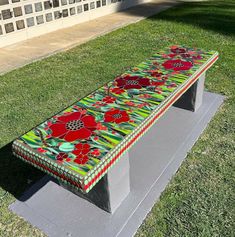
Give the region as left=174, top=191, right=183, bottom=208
left=0, top=0, right=234, bottom=236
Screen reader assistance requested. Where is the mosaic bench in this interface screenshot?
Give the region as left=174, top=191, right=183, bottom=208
left=12, top=45, right=218, bottom=213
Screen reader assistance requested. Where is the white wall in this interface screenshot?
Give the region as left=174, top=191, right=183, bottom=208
left=0, top=0, right=152, bottom=47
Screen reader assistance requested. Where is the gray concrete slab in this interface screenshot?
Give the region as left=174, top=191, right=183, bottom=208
left=10, top=92, right=224, bottom=237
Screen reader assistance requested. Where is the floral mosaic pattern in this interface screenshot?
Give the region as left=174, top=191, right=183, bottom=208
left=12, top=45, right=218, bottom=192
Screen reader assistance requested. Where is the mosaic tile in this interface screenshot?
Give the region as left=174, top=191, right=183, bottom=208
left=16, top=19, right=25, bottom=30
left=5, top=22, right=14, bottom=33
left=44, top=1, right=52, bottom=10
left=2, top=9, right=12, bottom=20
left=62, top=9, right=68, bottom=17
left=36, top=15, right=44, bottom=24
left=77, top=5, right=82, bottom=13
left=0, top=0, right=9, bottom=6
left=13, top=7, right=22, bottom=17
left=70, top=7, right=75, bottom=15
left=26, top=17, right=34, bottom=27
left=61, top=0, right=67, bottom=5
left=84, top=3, right=88, bottom=11
left=97, top=1, right=101, bottom=8
left=54, top=10, right=61, bottom=19
left=12, top=46, right=218, bottom=193
left=90, top=2, right=95, bottom=9
left=35, top=2, right=43, bottom=12
left=24, top=4, right=33, bottom=14
left=45, top=12, right=53, bottom=22
left=53, top=0, right=60, bottom=7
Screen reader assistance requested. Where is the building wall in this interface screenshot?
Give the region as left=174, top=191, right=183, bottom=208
left=0, top=0, right=151, bottom=47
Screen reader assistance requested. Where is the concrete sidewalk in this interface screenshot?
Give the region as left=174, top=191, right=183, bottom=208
left=0, top=0, right=178, bottom=75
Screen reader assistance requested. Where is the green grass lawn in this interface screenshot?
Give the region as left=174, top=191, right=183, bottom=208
left=0, top=0, right=234, bottom=236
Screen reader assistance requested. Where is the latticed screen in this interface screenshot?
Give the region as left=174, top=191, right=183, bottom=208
left=0, top=0, right=126, bottom=40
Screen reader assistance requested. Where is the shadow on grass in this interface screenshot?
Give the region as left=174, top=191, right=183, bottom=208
left=118, top=0, right=235, bottom=36
left=0, top=143, right=44, bottom=199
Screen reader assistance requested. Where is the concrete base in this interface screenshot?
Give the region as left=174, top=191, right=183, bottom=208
left=174, top=73, right=205, bottom=112
left=60, top=152, right=130, bottom=213
left=10, top=92, right=224, bottom=237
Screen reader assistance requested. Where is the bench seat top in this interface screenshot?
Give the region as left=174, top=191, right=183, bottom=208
left=12, top=45, right=218, bottom=193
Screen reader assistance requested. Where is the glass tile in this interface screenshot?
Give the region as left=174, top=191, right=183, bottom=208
left=24, top=4, right=33, bottom=14
left=54, top=11, right=61, bottom=19
left=35, top=2, right=43, bottom=12
left=62, top=9, right=68, bottom=17
left=61, top=0, right=67, bottom=5
left=5, top=23, right=14, bottom=33
left=13, top=7, right=22, bottom=17
left=26, top=17, right=35, bottom=27
left=2, top=9, right=12, bottom=20
left=84, top=3, right=88, bottom=11
left=90, top=2, right=95, bottom=9
left=68, top=0, right=75, bottom=4
left=77, top=5, right=82, bottom=13
left=96, top=1, right=101, bottom=8
left=102, top=0, right=106, bottom=6
left=46, top=12, right=53, bottom=22
left=44, top=1, right=52, bottom=10
left=0, top=0, right=9, bottom=6
left=16, top=20, right=25, bottom=30
left=36, top=15, right=44, bottom=24
left=53, top=0, right=59, bottom=7
left=12, top=0, right=20, bottom=2
left=70, top=7, right=75, bottom=15
left=0, top=26, right=3, bottom=35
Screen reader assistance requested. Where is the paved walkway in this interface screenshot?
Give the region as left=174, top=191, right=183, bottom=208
left=0, top=0, right=178, bottom=75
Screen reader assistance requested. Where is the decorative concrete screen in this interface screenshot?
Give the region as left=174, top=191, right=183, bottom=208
left=0, top=0, right=151, bottom=47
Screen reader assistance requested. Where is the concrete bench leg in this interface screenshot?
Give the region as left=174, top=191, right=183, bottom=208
left=60, top=152, right=130, bottom=213
left=174, top=73, right=205, bottom=112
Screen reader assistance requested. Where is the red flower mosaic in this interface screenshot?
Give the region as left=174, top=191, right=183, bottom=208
left=171, top=47, right=187, bottom=54
left=72, top=143, right=90, bottom=165
left=37, top=147, right=47, bottom=153
left=137, top=102, right=149, bottom=108
left=49, top=112, right=97, bottom=142
left=102, top=96, right=116, bottom=104
left=115, top=75, right=151, bottom=90
left=167, top=83, right=177, bottom=88
left=111, top=88, right=125, bottom=95
left=151, top=80, right=166, bottom=86
left=181, top=53, right=191, bottom=58
left=148, top=70, right=163, bottom=78
left=139, top=94, right=152, bottom=99
left=104, top=109, right=130, bottom=124
left=91, top=149, right=101, bottom=157
left=56, top=152, right=69, bottom=161
left=193, top=55, right=202, bottom=60
left=96, top=122, right=108, bottom=131
left=92, top=101, right=106, bottom=108
left=162, top=59, right=193, bottom=71
left=125, top=101, right=135, bottom=106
